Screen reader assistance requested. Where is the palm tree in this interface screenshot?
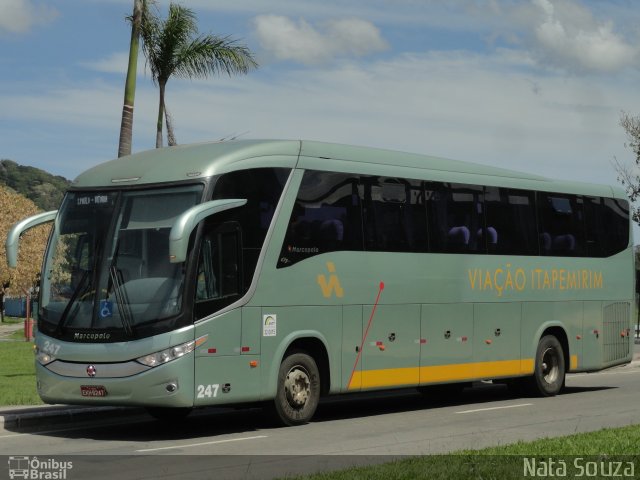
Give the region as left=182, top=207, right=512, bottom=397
left=117, top=0, right=144, bottom=158
left=140, top=3, right=258, bottom=148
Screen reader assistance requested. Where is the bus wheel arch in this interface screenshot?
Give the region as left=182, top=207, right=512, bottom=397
left=541, top=326, right=570, bottom=376
left=283, top=337, right=330, bottom=396
left=267, top=336, right=330, bottom=426
left=271, top=350, right=320, bottom=426
left=528, top=326, right=568, bottom=396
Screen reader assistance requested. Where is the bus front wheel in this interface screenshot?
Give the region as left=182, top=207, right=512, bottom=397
left=271, top=351, right=320, bottom=426
left=528, top=335, right=565, bottom=396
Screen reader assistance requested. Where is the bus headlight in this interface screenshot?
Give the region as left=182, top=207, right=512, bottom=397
left=136, top=335, right=207, bottom=367
left=34, top=346, right=56, bottom=366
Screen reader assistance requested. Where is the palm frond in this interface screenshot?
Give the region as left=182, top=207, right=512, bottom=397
left=138, top=1, right=257, bottom=147
left=173, top=34, right=258, bottom=80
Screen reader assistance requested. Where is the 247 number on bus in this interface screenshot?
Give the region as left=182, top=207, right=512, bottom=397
left=197, top=384, right=219, bottom=398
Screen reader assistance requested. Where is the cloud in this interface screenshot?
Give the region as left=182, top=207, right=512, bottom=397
left=2, top=44, right=637, bottom=186
left=81, top=52, right=130, bottom=74
left=81, top=51, right=147, bottom=76
left=526, top=0, right=638, bottom=72
left=253, top=15, right=388, bottom=65
left=0, top=0, right=58, bottom=34
left=142, top=49, right=637, bottom=186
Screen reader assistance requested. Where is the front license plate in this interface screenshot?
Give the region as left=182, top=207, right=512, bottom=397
left=80, top=385, right=108, bottom=397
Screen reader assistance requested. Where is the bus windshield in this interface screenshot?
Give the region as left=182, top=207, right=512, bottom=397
left=40, top=185, right=203, bottom=341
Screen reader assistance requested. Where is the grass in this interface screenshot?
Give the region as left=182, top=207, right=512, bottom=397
left=287, top=425, right=640, bottom=480
left=5, top=329, right=27, bottom=341
left=1, top=316, right=24, bottom=325
left=0, top=336, right=42, bottom=406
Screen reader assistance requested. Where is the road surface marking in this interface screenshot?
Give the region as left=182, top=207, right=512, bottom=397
left=135, top=435, right=268, bottom=452
left=456, top=403, right=533, bottom=414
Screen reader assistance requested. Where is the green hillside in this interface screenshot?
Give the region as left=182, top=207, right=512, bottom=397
left=0, top=159, right=70, bottom=211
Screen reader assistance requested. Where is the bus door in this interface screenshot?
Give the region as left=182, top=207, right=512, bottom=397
left=193, top=220, right=258, bottom=404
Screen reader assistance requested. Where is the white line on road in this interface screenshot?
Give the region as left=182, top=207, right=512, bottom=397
left=135, top=435, right=268, bottom=453
left=455, top=403, right=533, bottom=414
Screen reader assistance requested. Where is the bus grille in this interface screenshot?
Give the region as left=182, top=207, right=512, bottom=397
left=602, top=302, right=631, bottom=364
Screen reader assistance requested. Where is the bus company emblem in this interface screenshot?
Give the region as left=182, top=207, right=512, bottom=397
left=317, top=262, right=344, bottom=298
left=73, top=332, right=112, bottom=341
left=86, top=365, right=97, bottom=377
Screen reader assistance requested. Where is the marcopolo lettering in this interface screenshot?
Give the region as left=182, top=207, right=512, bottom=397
left=73, top=332, right=111, bottom=341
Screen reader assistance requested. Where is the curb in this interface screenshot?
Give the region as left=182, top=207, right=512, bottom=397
left=0, top=405, right=146, bottom=431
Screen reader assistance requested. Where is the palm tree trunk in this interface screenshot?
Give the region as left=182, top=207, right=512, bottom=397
left=117, top=0, right=144, bottom=158
left=156, top=80, right=166, bottom=148
left=165, top=107, right=177, bottom=146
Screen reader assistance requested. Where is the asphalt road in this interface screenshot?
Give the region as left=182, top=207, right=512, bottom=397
left=1, top=361, right=640, bottom=479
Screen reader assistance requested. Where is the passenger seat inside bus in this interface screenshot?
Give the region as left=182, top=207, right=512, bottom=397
left=448, top=225, right=470, bottom=249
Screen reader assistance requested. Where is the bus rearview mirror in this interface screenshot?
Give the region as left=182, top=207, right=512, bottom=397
left=6, top=210, right=58, bottom=268
left=168, top=198, right=247, bottom=263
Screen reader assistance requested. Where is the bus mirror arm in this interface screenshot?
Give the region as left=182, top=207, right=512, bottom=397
left=168, top=198, right=247, bottom=264
left=6, top=210, right=58, bottom=268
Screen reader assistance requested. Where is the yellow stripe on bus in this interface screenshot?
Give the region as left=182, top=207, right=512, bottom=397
left=570, top=354, right=578, bottom=370
left=348, top=358, right=536, bottom=390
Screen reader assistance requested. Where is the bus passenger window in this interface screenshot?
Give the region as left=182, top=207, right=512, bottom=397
left=278, top=171, right=363, bottom=268
left=538, top=193, right=585, bottom=256
left=427, top=183, right=485, bottom=254
left=584, top=196, right=630, bottom=257
left=361, top=177, right=427, bottom=253
left=484, top=187, right=538, bottom=255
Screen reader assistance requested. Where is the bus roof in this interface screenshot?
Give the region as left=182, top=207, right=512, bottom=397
left=72, top=139, right=624, bottom=198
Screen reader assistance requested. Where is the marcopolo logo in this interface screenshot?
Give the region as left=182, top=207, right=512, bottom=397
left=7, top=456, right=73, bottom=479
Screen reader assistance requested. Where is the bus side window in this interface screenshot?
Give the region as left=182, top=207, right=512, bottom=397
left=428, top=183, right=485, bottom=254
left=195, top=221, right=243, bottom=320
left=584, top=196, right=630, bottom=257
left=484, top=187, right=537, bottom=255
left=278, top=171, right=363, bottom=268
left=361, top=177, right=427, bottom=253
left=538, top=193, right=585, bottom=256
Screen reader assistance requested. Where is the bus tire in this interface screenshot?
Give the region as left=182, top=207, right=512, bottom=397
left=271, top=351, right=320, bottom=426
left=527, top=335, right=565, bottom=397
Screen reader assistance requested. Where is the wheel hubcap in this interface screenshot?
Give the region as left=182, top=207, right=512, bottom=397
left=541, top=347, right=559, bottom=384
left=284, top=366, right=311, bottom=408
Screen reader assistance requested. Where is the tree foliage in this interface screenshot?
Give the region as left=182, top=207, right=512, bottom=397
left=614, top=111, right=640, bottom=224
left=0, top=159, right=70, bottom=211
left=140, top=2, right=258, bottom=148
left=0, top=186, right=51, bottom=319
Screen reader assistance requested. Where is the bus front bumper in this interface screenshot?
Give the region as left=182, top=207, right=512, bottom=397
left=35, top=354, right=195, bottom=408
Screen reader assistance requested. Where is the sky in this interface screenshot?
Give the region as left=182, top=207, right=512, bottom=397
left=1, top=0, right=640, bottom=196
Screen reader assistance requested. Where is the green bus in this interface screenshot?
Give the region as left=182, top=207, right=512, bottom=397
left=6, top=140, right=634, bottom=425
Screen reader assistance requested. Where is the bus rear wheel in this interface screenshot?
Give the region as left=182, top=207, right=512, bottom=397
left=527, top=335, right=565, bottom=396
left=271, top=351, right=320, bottom=426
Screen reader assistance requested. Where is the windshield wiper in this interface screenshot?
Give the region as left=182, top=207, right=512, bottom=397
left=54, top=269, right=92, bottom=336
left=109, top=265, right=135, bottom=338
